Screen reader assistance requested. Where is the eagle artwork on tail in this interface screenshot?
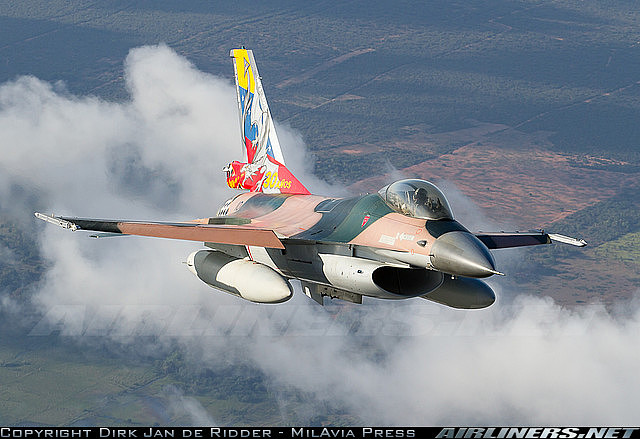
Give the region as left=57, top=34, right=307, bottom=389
left=224, top=48, right=309, bottom=195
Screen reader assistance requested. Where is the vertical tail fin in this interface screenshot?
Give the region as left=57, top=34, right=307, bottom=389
left=226, top=48, right=310, bottom=195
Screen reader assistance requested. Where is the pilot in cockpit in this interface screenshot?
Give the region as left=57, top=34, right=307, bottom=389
left=413, top=187, right=444, bottom=217
left=380, top=179, right=454, bottom=220
left=414, top=187, right=428, bottom=205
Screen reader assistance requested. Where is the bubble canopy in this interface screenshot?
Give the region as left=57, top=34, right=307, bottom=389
left=378, top=179, right=454, bottom=220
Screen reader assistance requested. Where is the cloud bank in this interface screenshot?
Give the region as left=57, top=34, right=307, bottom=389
left=1, top=45, right=639, bottom=426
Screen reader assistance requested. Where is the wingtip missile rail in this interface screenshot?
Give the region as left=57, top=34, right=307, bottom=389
left=548, top=233, right=588, bottom=247
left=34, top=212, right=78, bottom=231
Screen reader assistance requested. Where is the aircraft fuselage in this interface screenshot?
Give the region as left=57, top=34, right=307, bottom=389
left=190, top=189, right=500, bottom=307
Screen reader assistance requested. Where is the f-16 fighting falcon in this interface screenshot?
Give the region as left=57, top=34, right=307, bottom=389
left=35, top=48, right=587, bottom=309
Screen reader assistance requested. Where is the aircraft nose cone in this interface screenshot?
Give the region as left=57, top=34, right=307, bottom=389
left=430, top=231, right=500, bottom=278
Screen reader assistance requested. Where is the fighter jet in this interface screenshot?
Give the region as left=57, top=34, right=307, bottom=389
left=35, top=48, right=586, bottom=309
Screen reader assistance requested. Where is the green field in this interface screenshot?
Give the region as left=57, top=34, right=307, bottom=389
left=0, top=339, right=156, bottom=425
left=594, top=232, right=640, bottom=267
left=0, top=337, right=355, bottom=426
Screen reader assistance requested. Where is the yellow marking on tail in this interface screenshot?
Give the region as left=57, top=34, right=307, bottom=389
left=231, top=48, right=255, bottom=93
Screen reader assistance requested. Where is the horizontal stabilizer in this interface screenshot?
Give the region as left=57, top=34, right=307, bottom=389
left=34, top=213, right=284, bottom=249
left=89, top=232, right=128, bottom=239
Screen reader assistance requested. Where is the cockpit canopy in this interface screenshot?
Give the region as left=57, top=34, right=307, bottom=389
left=378, top=179, right=454, bottom=220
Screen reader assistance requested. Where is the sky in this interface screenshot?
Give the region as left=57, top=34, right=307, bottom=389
left=1, top=44, right=640, bottom=426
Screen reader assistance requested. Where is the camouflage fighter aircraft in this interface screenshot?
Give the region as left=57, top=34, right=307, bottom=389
left=35, top=48, right=587, bottom=309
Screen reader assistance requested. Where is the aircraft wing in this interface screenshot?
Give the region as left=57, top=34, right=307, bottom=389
left=475, top=231, right=587, bottom=249
left=34, top=213, right=285, bottom=249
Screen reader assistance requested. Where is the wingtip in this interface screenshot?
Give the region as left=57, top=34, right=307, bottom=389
left=548, top=233, right=588, bottom=247
left=34, top=212, right=78, bottom=231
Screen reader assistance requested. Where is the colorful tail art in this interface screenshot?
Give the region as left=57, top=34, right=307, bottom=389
left=225, top=48, right=310, bottom=195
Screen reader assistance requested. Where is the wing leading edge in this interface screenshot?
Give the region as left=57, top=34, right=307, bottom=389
left=475, top=231, right=587, bottom=249
left=34, top=213, right=284, bottom=249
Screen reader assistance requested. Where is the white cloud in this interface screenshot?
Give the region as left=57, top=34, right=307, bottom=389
left=165, top=385, right=218, bottom=426
left=1, top=45, right=639, bottom=426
